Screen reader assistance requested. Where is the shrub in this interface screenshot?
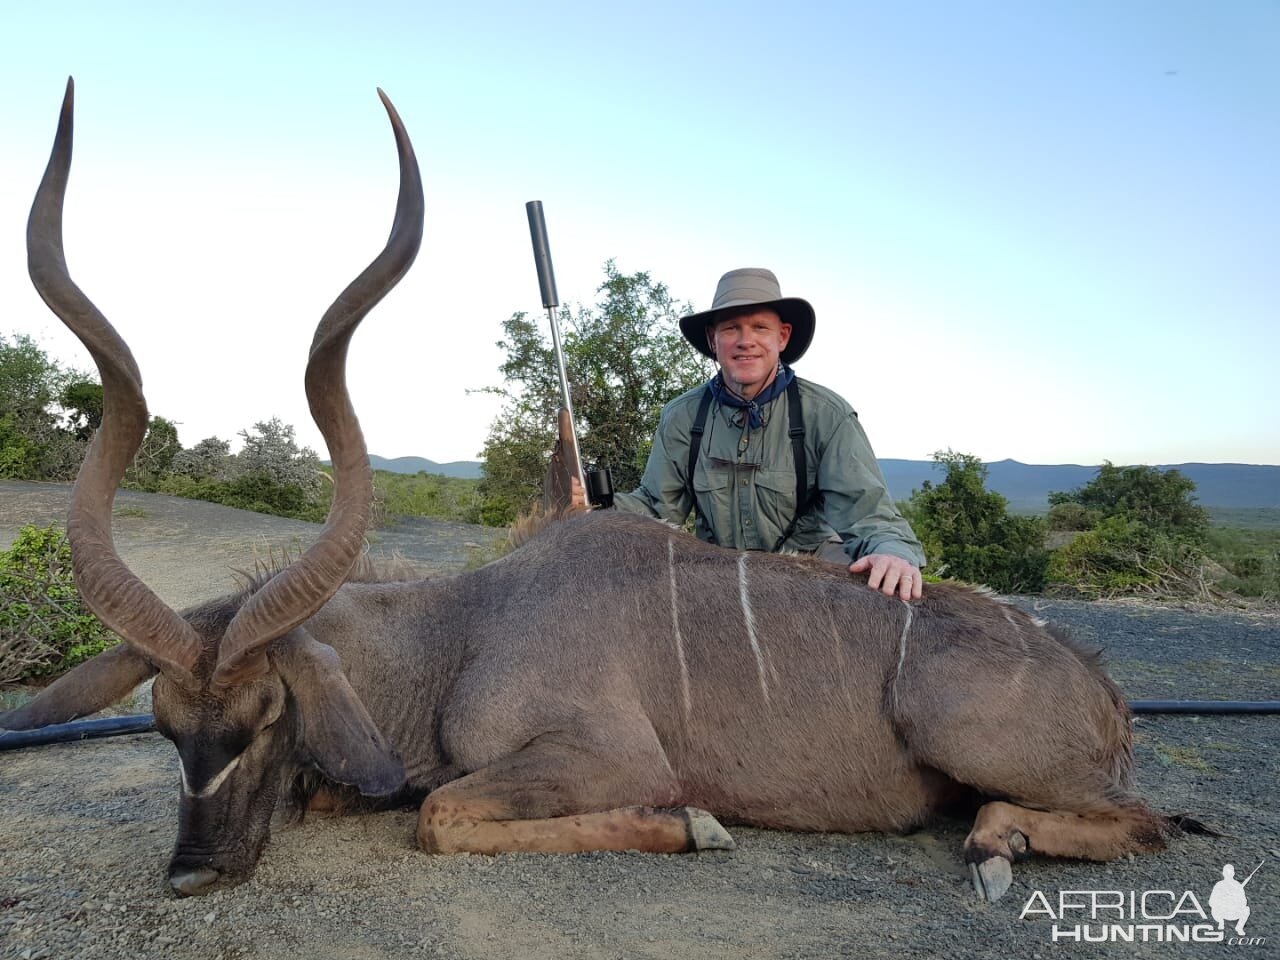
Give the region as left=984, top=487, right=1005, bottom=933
left=0, top=333, right=91, bottom=480
left=235, top=418, right=324, bottom=495
left=1049, top=463, right=1208, bottom=541
left=146, top=472, right=330, bottom=522
left=1046, top=516, right=1212, bottom=598
left=0, top=524, right=117, bottom=682
left=172, top=436, right=233, bottom=480
left=375, top=471, right=485, bottom=525
left=0, top=413, right=44, bottom=479
left=903, top=451, right=1049, bottom=593
left=125, top=416, right=181, bottom=486
left=475, top=495, right=518, bottom=528
left=1204, top=525, right=1280, bottom=599
left=1046, top=501, right=1100, bottom=532
left=1046, top=463, right=1223, bottom=598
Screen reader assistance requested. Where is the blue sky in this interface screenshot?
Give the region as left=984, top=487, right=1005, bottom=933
left=2, top=1, right=1275, bottom=466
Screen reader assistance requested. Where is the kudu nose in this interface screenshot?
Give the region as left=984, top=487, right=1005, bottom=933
left=169, top=866, right=221, bottom=897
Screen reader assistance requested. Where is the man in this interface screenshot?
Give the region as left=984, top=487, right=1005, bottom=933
left=577, top=267, right=925, bottom=601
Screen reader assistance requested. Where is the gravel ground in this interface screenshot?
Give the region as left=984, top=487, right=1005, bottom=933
left=1, top=481, right=1277, bottom=960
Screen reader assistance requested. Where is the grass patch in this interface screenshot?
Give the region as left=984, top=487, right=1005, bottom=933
left=1152, top=744, right=1213, bottom=772
left=1207, top=507, right=1280, bottom=530
left=113, top=506, right=149, bottom=519
left=1204, top=524, right=1280, bottom=598
left=1201, top=741, right=1245, bottom=754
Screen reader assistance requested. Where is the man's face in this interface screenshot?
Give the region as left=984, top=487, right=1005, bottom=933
left=708, top=308, right=792, bottom=398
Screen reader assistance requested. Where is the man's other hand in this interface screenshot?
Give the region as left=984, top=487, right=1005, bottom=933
left=849, top=553, right=922, bottom=601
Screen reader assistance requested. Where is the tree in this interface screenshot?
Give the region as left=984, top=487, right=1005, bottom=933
left=477, top=262, right=713, bottom=523
left=143, top=423, right=330, bottom=523
left=1048, top=462, right=1208, bottom=540
left=0, top=333, right=82, bottom=479
left=234, top=417, right=323, bottom=493
left=60, top=379, right=103, bottom=441
left=904, top=450, right=1048, bottom=593
left=0, top=333, right=64, bottom=421
left=172, top=436, right=233, bottom=480
left=1046, top=463, right=1212, bottom=597
left=126, top=416, right=181, bottom=485
left=0, top=413, right=43, bottom=480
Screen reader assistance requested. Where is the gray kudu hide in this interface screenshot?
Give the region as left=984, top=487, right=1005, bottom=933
left=2, top=80, right=1204, bottom=903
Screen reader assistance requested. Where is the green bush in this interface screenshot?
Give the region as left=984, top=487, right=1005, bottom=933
left=1045, top=463, right=1222, bottom=598
left=1050, top=463, right=1208, bottom=541
left=0, top=524, right=117, bottom=682
left=0, top=333, right=90, bottom=481
left=475, top=495, right=518, bottom=528
left=1046, top=516, right=1209, bottom=598
left=0, top=413, right=45, bottom=479
left=1046, top=501, right=1100, bottom=532
left=904, top=451, right=1049, bottom=593
left=1204, top=525, right=1280, bottom=599
left=375, top=471, right=485, bottom=525
left=144, top=471, right=330, bottom=522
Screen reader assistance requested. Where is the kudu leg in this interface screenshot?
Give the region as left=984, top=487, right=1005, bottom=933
left=964, top=799, right=1170, bottom=901
left=416, top=735, right=734, bottom=856
left=420, top=797, right=732, bottom=855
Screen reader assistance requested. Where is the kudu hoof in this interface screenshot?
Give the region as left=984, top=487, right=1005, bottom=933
left=686, top=808, right=735, bottom=851
left=969, top=857, right=1013, bottom=902
left=169, top=867, right=221, bottom=897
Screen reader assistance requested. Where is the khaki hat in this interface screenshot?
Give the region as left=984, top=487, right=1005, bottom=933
left=678, top=268, right=815, bottom=364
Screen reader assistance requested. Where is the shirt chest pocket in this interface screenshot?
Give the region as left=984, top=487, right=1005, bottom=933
left=753, top=467, right=799, bottom=531
left=691, top=460, right=733, bottom=542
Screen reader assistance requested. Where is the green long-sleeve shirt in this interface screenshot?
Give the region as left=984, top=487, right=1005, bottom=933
left=613, top=377, right=926, bottom=566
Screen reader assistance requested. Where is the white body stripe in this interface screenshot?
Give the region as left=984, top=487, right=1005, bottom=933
left=826, top=606, right=857, bottom=713
left=667, top=539, right=692, bottom=721
left=179, top=753, right=243, bottom=799
left=737, top=553, right=770, bottom=703
left=892, top=602, right=914, bottom=710
left=1000, top=604, right=1031, bottom=690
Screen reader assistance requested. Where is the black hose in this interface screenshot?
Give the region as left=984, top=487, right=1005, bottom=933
left=0, top=714, right=156, bottom=751
left=1130, top=700, right=1280, bottom=715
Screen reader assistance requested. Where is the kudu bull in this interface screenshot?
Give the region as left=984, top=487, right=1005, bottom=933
left=2, top=80, right=1200, bottom=903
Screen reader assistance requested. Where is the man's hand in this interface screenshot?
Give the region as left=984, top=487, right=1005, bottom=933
left=569, top=475, right=588, bottom=509
left=849, top=553, right=922, bottom=601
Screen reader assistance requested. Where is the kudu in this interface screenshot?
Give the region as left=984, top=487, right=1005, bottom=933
left=2, top=81, right=1200, bottom=904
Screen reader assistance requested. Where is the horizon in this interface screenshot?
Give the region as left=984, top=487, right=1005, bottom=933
left=365, top=452, right=1280, bottom=469
left=2, top=2, right=1276, bottom=466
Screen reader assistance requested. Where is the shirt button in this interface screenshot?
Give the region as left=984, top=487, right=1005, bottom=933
left=745, top=518, right=753, bottom=525
left=740, top=479, right=748, bottom=486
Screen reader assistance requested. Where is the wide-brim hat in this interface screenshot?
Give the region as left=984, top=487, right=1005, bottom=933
left=679, top=267, right=815, bottom=364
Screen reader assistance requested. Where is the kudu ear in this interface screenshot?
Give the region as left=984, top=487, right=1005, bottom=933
left=270, top=633, right=405, bottom=797
left=0, top=643, right=156, bottom=730
left=543, top=407, right=581, bottom=514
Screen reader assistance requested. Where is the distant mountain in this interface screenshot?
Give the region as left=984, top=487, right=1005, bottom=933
left=354, top=456, right=1276, bottom=509
left=366, top=455, right=483, bottom=479
left=880, top=459, right=1280, bottom=511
